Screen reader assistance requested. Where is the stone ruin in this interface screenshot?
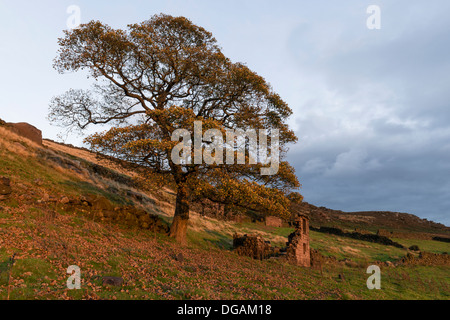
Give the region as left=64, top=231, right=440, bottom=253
left=285, top=213, right=311, bottom=267
left=0, top=177, right=12, bottom=201
left=265, top=216, right=283, bottom=227
left=232, top=234, right=274, bottom=260
left=233, top=212, right=312, bottom=267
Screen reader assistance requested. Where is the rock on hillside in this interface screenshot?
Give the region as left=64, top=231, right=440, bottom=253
left=0, top=118, right=42, bottom=145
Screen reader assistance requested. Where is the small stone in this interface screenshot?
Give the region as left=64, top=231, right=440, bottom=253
left=102, top=276, right=124, bottom=287
left=80, top=195, right=94, bottom=206
left=60, top=196, right=70, bottom=204
left=0, top=177, right=12, bottom=195
left=386, top=261, right=395, bottom=267
left=173, top=253, right=184, bottom=262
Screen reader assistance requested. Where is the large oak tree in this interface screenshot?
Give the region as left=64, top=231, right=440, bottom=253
left=49, top=14, right=301, bottom=243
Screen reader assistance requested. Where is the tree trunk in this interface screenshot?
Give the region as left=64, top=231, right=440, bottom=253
left=169, top=183, right=190, bottom=244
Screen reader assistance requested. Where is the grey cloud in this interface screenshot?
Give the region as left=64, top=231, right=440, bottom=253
left=283, top=1, right=450, bottom=226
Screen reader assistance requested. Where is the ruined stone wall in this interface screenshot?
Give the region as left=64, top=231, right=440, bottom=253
left=191, top=199, right=251, bottom=222
left=233, top=215, right=312, bottom=267
left=44, top=194, right=169, bottom=234
left=233, top=234, right=273, bottom=260
left=286, top=216, right=310, bottom=267
left=354, top=228, right=372, bottom=235
left=377, top=229, right=450, bottom=241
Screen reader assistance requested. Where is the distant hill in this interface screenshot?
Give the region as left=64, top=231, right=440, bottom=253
left=291, top=201, right=450, bottom=237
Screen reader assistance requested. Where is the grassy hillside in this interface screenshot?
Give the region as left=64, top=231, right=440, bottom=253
left=0, top=126, right=449, bottom=300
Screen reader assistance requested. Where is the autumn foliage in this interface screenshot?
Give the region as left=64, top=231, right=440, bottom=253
left=49, top=14, right=301, bottom=243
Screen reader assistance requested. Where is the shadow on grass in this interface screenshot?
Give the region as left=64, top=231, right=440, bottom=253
left=0, top=258, right=12, bottom=274
left=203, top=230, right=233, bottom=250
left=60, top=180, right=132, bottom=206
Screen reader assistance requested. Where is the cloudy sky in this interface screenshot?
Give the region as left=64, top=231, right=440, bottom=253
left=1, top=0, right=449, bottom=226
